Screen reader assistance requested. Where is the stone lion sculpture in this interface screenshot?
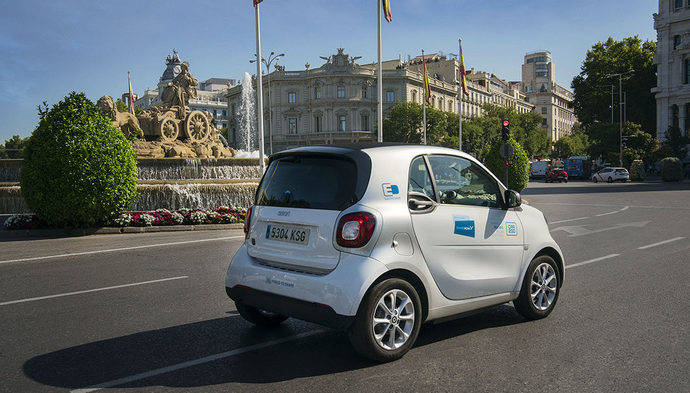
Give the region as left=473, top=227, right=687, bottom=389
left=97, top=95, right=143, bottom=139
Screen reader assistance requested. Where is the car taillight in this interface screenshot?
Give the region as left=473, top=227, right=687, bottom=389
left=336, top=212, right=376, bottom=248
left=243, top=205, right=253, bottom=238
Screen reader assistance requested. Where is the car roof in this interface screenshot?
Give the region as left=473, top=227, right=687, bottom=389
left=275, top=143, right=475, bottom=160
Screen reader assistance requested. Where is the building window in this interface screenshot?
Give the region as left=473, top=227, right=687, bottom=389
left=412, top=90, right=417, bottom=102
left=386, top=90, right=395, bottom=102
left=674, top=35, right=682, bottom=49
left=542, top=118, right=547, bottom=127
left=288, top=118, right=297, bottom=134
left=338, top=115, right=347, bottom=132
left=231, top=104, right=236, bottom=114
left=222, top=109, right=227, bottom=117
left=314, top=115, right=322, bottom=132
left=675, top=0, right=683, bottom=10
left=213, top=109, right=217, bottom=116
left=288, top=92, right=296, bottom=104
left=337, top=86, right=345, bottom=99
left=542, top=107, right=547, bottom=114
left=315, top=87, right=321, bottom=99
left=685, top=58, right=690, bottom=84
left=361, top=114, right=370, bottom=131
left=362, top=86, right=368, bottom=99
left=448, top=101, right=452, bottom=112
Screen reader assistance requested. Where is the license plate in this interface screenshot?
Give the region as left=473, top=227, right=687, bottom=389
left=265, top=224, right=310, bottom=246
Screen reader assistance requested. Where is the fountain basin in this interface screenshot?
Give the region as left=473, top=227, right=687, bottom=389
left=0, top=180, right=259, bottom=214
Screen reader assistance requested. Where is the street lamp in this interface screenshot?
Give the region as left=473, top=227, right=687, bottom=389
left=251, top=51, right=285, bottom=155
left=606, top=70, right=634, bottom=167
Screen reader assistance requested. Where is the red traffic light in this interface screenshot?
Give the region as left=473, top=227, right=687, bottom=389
left=502, top=120, right=509, bottom=127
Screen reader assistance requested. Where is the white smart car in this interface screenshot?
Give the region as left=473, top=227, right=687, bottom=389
left=226, top=145, right=564, bottom=362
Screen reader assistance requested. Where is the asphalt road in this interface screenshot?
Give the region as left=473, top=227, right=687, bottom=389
left=0, top=180, right=688, bottom=392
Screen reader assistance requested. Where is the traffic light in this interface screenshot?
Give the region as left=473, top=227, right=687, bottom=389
left=501, top=120, right=510, bottom=142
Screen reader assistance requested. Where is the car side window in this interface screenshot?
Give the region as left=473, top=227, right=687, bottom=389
left=427, top=155, right=501, bottom=208
left=408, top=156, right=435, bottom=199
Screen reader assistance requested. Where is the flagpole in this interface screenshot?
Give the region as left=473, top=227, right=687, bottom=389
left=458, top=38, right=463, bottom=151
left=377, top=0, right=383, bottom=143
left=254, top=2, right=266, bottom=173
left=422, top=49, right=427, bottom=145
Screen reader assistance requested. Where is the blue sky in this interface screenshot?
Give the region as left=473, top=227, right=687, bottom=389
left=0, top=0, right=656, bottom=141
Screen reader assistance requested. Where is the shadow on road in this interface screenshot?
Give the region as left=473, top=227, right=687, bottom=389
left=23, top=305, right=524, bottom=389
left=523, top=181, right=690, bottom=196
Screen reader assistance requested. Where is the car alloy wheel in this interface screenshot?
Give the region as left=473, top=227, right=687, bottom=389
left=372, top=289, right=415, bottom=350
left=530, top=263, right=558, bottom=311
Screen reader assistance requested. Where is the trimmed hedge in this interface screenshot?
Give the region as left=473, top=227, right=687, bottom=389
left=629, top=159, right=645, bottom=181
left=485, top=138, right=530, bottom=192
left=660, top=157, right=682, bottom=182
left=20, top=92, right=137, bottom=227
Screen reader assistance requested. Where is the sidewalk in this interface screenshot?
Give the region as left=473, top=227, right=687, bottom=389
left=0, top=222, right=243, bottom=239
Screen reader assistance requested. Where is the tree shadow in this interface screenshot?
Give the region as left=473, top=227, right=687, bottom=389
left=523, top=181, right=690, bottom=196
left=23, top=305, right=524, bottom=389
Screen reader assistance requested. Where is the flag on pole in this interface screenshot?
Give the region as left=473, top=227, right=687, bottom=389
left=127, top=71, right=135, bottom=114
left=423, top=51, right=431, bottom=105
left=459, top=39, right=469, bottom=96
left=382, top=0, right=392, bottom=22
left=253, top=0, right=262, bottom=6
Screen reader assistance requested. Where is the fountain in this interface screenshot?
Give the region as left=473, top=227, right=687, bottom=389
left=235, top=72, right=259, bottom=158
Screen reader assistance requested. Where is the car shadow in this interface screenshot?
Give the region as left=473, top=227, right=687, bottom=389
left=23, top=305, right=524, bottom=389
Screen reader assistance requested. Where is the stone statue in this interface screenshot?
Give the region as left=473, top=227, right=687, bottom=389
left=96, top=95, right=143, bottom=139
left=161, top=61, right=198, bottom=118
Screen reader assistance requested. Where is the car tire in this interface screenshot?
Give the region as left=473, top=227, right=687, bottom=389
left=564, top=179, right=568, bottom=183
left=348, top=278, right=422, bottom=362
left=513, top=255, right=561, bottom=320
left=592, top=177, right=598, bottom=183
left=607, top=176, right=613, bottom=183
left=236, top=302, right=288, bottom=327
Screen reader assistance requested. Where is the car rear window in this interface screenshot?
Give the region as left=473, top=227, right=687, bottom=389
left=256, top=155, right=359, bottom=210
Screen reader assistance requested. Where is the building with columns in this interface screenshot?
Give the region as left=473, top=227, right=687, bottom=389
left=226, top=49, right=458, bottom=152
left=521, top=51, right=576, bottom=142
left=652, top=0, right=690, bottom=141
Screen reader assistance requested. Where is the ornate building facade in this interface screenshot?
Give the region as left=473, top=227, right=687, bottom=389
left=521, top=51, right=576, bottom=142
left=226, top=49, right=458, bottom=152
left=653, top=0, right=690, bottom=142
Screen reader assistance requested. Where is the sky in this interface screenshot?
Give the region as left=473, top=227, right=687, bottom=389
left=0, top=0, right=657, bottom=141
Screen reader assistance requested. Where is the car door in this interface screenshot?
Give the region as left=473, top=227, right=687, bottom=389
left=408, top=154, right=524, bottom=300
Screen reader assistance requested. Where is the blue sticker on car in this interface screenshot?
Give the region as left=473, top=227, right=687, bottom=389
left=382, top=183, right=400, bottom=198
left=506, top=221, right=518, bottom=236
left=454, top=220, right=475, bottom=238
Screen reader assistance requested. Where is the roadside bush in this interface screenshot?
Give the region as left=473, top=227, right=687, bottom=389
left=20, top=92, right=137, bottom=227
left=485, top=138, right=530, bottom=192
left=629, top=159, right=645, bottom=181
left=660, top=157, right=682, bottom=182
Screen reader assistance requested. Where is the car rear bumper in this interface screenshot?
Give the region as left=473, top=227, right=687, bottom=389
left=225, top=244, right=388, bottom=324
left=226, top=285, right=354, bottom=329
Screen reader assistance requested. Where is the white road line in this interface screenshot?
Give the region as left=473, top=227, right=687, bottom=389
left=0, top=276, right=189, bottom=306
left=565, top=254, right=620, bottom=269
left=0, top=236, right=244, bottom=265
left=535, top=202, right=690, bottom=210
left=70, top=329, right=325, bottom=393
left=637, top=237, right=686, bottom=250
left=595, top=206, right=629, bottom=216
left=549, top=216, right=590, bottom=224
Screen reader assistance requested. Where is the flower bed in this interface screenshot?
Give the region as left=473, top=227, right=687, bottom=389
left=2, top=206, right=246, bottom=230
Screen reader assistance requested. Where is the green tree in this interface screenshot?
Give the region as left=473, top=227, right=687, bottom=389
left=115, top=98, right=128, bottom=113
left=572, top=36, right=656, bottom=134
left=3, top=134, right=29, bottom=159
left=484, top=137, right=530, bottom=192
left=20, top=92, right=138, bottom=228
left=662, top=126, right=689, bottom=159
left=551, top=133, right=589, bottom=159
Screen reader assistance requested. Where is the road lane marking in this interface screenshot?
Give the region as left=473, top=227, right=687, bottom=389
left=0, top=236, right=244, bottom=265
left=70, top=329, right=325, bottom=393
left=0, top=276, right=189, bottom=306
left=551, top=221, right=649, bottom=237
left=549, top=216, right=590, bottom=224
left=637, top=237, right=685, bottom=250
left=565, top=254, right=620, bottom=269
left=534, top=202, right=690, bottom=210
left=595, top=206, right=629, bottom=216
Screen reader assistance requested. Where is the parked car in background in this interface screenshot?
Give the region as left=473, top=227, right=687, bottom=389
left=591, top=167, right=629, bottom=183
left=530, top=160, right=550, bottom=178
left=226, top=145, right=564, bottom=362
left=546, top=168, right=568, bottom=183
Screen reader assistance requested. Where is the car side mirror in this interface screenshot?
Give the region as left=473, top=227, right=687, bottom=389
left=504, top=190, right=521, bottom=209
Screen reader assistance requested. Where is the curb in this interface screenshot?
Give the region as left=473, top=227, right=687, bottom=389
left=0, top=223, right=244, bottom=239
